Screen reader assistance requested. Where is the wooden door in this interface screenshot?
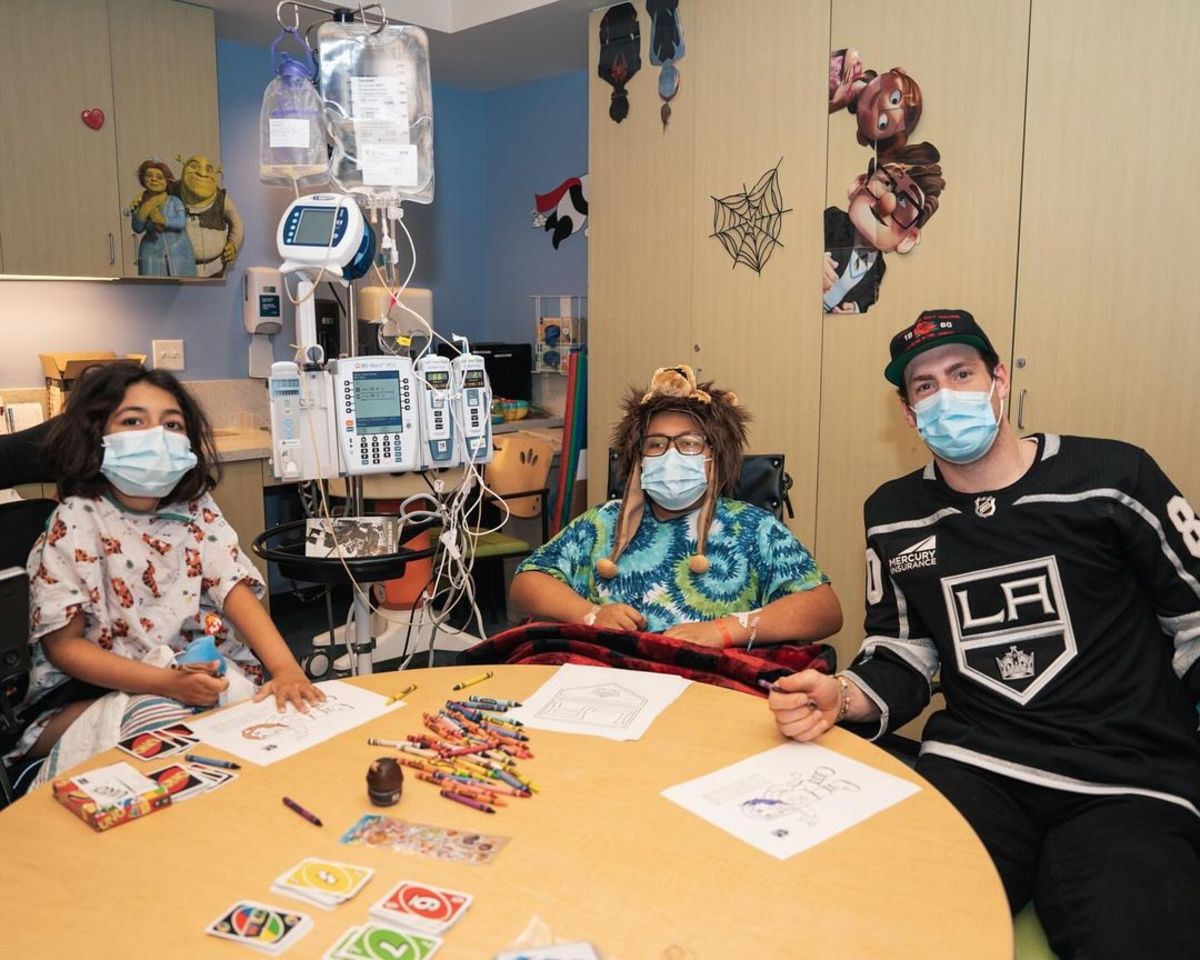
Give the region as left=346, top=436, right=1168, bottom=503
left=0, top=0, right=122, bottom=277
left=687, top=0, right=829, bottom=547
left=108, top=0, right=221, bottom=278
left=1012, top=0, right=1200, bottom=504
left=587, top=0, right=696, bottom=501
left=815, top=0, right=1032, bottom=670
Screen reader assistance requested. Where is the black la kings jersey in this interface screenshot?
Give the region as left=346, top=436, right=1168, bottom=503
left=845, top=434, right=1200, bottom=817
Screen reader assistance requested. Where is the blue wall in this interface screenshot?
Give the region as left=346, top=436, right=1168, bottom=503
left=483, top=72, right=590, bottom=344
left=0, top=43, right=586, bottom=386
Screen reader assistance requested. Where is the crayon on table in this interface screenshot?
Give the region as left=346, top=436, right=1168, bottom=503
left=439, top=789, right=496, bottom=813
left=452, top=670, right=493, bottom=691
left=184, top=753, right=240, bottom=770
left=282, top=796, right=323, bottom=827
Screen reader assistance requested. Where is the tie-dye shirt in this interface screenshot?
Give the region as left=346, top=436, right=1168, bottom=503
left=516, top=498, right=828, bottom=633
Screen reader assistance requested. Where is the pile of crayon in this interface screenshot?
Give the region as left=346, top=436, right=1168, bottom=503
left=367, top=695, right=535, bottom=815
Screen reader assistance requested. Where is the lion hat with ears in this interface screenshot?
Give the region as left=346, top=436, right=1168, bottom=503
left=599, top=364, right=751, bottom=580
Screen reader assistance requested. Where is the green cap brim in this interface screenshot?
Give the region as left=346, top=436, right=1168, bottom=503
left=884, top=334, right=992, bottom=386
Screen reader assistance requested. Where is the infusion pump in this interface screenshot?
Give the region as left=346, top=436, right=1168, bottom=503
left=268, top=351, right=494, bottom=481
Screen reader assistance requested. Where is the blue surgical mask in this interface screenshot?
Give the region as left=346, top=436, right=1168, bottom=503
left=911, top=381, right=999, bottom=465
left=640, top=449, right=710, bottom=511
left=101, top=426, right=198, bottom=498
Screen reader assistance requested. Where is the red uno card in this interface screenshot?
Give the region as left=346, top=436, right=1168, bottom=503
left=116, top=731, right=179, bottom=762
left=369, top=881, right=471, bottom=934
left=145, top=764, right=206, bottom=801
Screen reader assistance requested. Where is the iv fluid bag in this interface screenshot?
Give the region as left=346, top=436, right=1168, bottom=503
left=260, top=60, right=328, bottom=188
left=318, top=22, right=434, bottom=206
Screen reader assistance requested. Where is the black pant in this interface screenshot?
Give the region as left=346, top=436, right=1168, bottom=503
left=916, top=754, right=1200, bottom=959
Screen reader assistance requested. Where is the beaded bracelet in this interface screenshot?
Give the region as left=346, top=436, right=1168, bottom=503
left=833, top=674, right=851, bottom=723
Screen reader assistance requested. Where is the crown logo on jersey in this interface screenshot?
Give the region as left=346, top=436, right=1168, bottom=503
left=995, top=645, right=1035, bottom=681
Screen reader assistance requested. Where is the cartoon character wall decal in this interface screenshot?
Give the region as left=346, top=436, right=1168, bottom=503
left=128, top=159, right=196, bottom=277
left=646, top=0, right=685, bottom=128
left=823, top=143, right=945, bottom=314
left=531, top=175, right=589, bottom=249
left=598, top=3, right=642, bottom=124
left=823, top=47, right=943, bottom=314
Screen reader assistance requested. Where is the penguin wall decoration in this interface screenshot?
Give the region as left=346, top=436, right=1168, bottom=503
left=598, top=3, right=641, bottom=123
left=532, top=175, right=590, bottom=249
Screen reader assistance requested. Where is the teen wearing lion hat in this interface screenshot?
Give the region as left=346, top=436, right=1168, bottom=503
left=510, top=365, right=841, bottom=648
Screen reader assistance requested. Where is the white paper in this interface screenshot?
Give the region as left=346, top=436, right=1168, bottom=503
left=351, top=76, right=408, bottom=122
left=360, top=143, right=418, bottom=187
left=505, top=664, right=690, bottom=741
left=187, top=679, right=402, bottom=766
left=269, top=117, right=311, bottom=148
left=661, top=741, right=920, bottom=859
left=72, top=761, right=159, bottom=803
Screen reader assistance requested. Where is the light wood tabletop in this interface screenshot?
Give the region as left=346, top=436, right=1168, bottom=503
left=0, top=665, right=1012, bottom=959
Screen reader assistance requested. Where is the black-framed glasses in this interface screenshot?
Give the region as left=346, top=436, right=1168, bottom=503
left=866, top=156, right=925, bottom=229
left=641, top=432, right=707, bottom=457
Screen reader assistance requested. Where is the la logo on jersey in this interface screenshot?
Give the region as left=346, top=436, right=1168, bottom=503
left=940, top=556, right=1077, bottom=704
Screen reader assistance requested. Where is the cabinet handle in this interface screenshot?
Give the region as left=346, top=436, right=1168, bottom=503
left=1017, top=389, right=1028, bottom=430
left=107, top=233, right=115, bottom=265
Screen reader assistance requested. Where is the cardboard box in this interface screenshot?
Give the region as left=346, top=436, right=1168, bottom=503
left=39, top=352, right=146, bottom=416
left=53, top=761, right=172, bottom=832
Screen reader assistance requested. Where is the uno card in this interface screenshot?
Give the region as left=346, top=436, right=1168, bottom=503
left=275, top=858, right=373, bottom=906
left=145, top=763, right=207, bottom=801
left=116, top=730, right=180, bottom=762
left=493, top=945, right=601, bottom=960
left=206, top=900, right=311, bottom=954
left=368, top=881, right=471, bottom=934
left=333, top=923, right=441, bottom=960
left=189, top=764, right=237, bottom=791
left=157, top=721, right=199, bottom=745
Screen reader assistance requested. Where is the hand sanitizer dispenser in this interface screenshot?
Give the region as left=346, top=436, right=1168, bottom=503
left=245, top=266, right=284, bottom=378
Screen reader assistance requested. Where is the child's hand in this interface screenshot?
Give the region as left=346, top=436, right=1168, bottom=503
left=165, top=666, right=228, bottom=707
left=253, top=666, right=325, bottom=714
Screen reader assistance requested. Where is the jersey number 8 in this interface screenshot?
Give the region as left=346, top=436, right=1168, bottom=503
left=1167, top=495, right=1200, bottom=560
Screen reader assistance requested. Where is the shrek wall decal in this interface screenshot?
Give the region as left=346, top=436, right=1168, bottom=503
left=598, top=3, right=641, bottom=123
left=128, top=159, right=196, bottom=277
left=169, top=154, right=244, bottom=278
left=824, top=47, right=942, bottom=314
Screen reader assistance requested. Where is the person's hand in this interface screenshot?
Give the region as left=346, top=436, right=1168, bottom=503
left=253, top=666, right=326, bottom=713
left=768, top=670, right=841, bottom=742
left=664, top=618, right=741, bottom=648
left=587, top=603, right=646, bottom=632
left=221, top=240, right=238, bottom=264
left=822, top=252, right=839, bottom=293
left=164, top=664, right=228, bottom=707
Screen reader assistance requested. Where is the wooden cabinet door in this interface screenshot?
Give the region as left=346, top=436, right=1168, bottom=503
left=814, top=0, right=1031, bottom=670
left=1012, top=0, right=1200, bottom=504
left=108, top=0, right=221, bottom=278
left=211, top=460, right=271, bottom=613
left=0, top=0, right=122, bottom=277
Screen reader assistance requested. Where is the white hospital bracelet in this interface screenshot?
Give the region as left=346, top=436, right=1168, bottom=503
left=582, top=604, right=600, bottom=626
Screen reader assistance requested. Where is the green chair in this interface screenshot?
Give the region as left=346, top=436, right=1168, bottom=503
left=1014, top=903, right=1056, bottom=960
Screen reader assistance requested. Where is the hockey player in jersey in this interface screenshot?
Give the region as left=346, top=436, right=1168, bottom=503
left=767, top=309, right=1200, bottom=959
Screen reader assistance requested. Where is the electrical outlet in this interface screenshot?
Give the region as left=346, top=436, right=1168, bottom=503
left=152, top=339, right=185, bottom=371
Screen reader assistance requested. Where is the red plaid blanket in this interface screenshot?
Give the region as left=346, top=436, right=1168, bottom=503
left=458, top=622, right=834, bottom=696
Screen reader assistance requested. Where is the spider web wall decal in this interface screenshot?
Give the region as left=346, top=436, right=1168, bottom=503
left=709, top=160, right=791, bottom=275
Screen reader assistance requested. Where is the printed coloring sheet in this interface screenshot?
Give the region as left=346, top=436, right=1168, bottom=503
left=188, top=680, right=402, bottom=765
left=506, top=664, right=691, bottom=741
left=662, top=741, right=920, bottom=859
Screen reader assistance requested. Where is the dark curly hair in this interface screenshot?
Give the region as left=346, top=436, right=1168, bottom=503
left=611, top=381, right=751, bottom=497
left=42, top=363, right=220, bottom=503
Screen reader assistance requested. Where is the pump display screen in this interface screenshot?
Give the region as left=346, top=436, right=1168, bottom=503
left=352, top=370, right=403, bottom=434
left=426, top=370, right=449, bottom=389
left=463, top=369, right=485, bottom=388
left=292, top=208, right=337, bottom=245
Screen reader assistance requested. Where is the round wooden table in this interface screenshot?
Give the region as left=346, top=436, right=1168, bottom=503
left=0, top=665, right=1012, bottom=958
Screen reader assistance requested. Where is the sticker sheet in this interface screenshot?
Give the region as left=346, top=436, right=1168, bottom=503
left=340, top=814, right=508, bottom=866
